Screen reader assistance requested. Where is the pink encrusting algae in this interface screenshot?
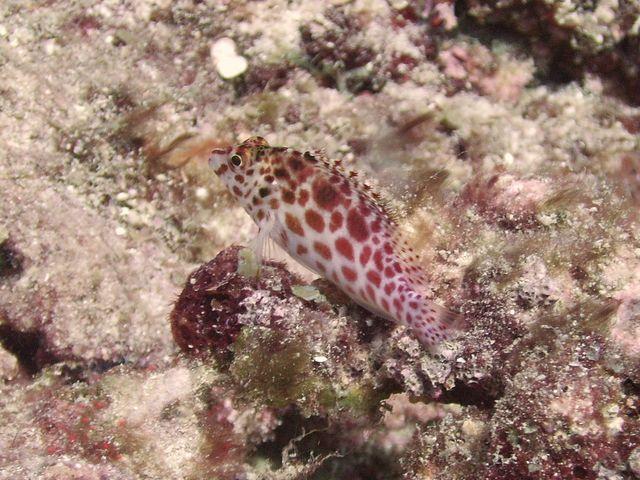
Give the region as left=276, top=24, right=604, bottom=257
left=210, top=137, right=463, bottom=348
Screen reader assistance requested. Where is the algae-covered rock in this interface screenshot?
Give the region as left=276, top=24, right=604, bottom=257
left=464, top=0, right=640, bottom=103
left=170, top=245, right=314, bottom=361
left=1, top=0, right=639, bottom=478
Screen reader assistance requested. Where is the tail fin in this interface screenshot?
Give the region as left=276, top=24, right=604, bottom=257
left=405, top=292, right=465, bottom=351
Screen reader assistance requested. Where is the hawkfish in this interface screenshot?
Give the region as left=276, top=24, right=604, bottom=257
left=209, top=136, right=463, bottom=349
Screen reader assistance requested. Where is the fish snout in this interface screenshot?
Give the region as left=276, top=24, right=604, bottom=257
left=209, top=146, right=232, bottom=171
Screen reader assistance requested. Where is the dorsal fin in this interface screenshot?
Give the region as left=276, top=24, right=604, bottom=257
left=302, top=149, right=402, bottom=225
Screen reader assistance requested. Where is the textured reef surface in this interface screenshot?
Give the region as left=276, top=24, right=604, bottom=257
left=1, top=1, right=639, bottom=479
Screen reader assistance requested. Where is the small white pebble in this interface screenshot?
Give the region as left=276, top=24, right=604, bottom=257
left=503, top=152, right=514, bottom=165
left=72, top=141, right=85, bottom=155
left=595, top=5, right=615, bottom=24
left=43, top=39, right=58, bottom=55
left=115, top=226, right=126, bottom=236
left=313, top=355, right=328, bottom=363
left=391, top=0, right=409, bottom=8
left=195, top=187, right=209, bottom=201
left=211, top=37, right=248, bottom=79
left=537, top=212, right=557, bottom=226
left=461, top=419, right=484, bottom=439
left=125, top=210, right=145, bottom=227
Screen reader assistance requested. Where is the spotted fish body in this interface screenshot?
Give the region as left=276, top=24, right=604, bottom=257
left=210, top=137, right=462, bottom=348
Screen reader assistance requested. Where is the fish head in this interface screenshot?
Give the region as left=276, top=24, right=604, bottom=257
left=210, top=136, right=276, bottom=207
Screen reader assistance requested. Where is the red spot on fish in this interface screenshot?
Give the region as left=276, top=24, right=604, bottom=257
left=384, top=282, right=396, bottom=295
left=298, top=166, right=315, bottom=183
left=366, top=270, right=381, bottom=287
left=282, top=190, right=295, bottom=204
left=384, top=266, right=394, bottom=278
left=359, top=204, right=371, bottom=217
left=335, top=237, right=354, bottom=261
left=312, top=178, right=341, bottom=211
left=347, top=208, right=369, bottom=242
left=232, top=186, right=242, bottom=197
left=257, top=210, right=265, bottom=221
left=384, top=242, right=393, bottom=255
left=342, top=266, right=357, bottom=281
left=360, top=245, right=372, bottom=265
left=316, top=261, right=326, bottom=273
left=381, top=298, right=390, bottom=311
left=215, top=164, right=228, bottom=175
left=285, top=213, right=305, bottom=236
left=298, top=189, right=309, bottom=206
left=274, top=168, right=288, bottom=179
left=235, top=174, right=244, bottom=183
left=329, top=211, right=343, bottom=232
left=305, top=209, right=325, bottom=233
left=393, top=262, right=402, bottom=273
left=314, top=241, right=332, bottom=260
left=269, top=198, right=280, bottom=209
left=366, top=284, right=376, bottom=302
left=371, top=219, right=382, bottom=233
left=409, top=301, right=418, bottom=309
left=373, top=250, right=383, bottom=270
left=340, top=182, right=351, bottom=196
left=297, top=245, right=308, bottom=256
left=288, top=157, right=304, bottom=171
left=393, top=298, right=402, bottom=314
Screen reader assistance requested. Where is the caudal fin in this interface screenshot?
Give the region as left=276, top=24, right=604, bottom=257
left=405, top=292, right=465, bottom=350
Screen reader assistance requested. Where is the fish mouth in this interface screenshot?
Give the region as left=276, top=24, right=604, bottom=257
left=211, top=146, right=232, bottom=156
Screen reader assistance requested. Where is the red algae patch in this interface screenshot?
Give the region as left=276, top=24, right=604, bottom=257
left=170, top=246, right=306, bottom=360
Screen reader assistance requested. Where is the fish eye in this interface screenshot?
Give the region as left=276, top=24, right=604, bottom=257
left=230, top=154, right=243, bottom=167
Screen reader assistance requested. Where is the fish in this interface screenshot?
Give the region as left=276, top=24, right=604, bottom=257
left=209, top=136, right=463, bottom=349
